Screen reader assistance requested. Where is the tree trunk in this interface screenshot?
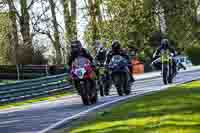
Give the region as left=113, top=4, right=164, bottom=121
left=155, top=0, right=167, bottom=34
left=70, top=0, right=77, bottom=40
left=19, top=0, right=34, bottom=64
left=62, top=0, right=70, bottom=41
left=49, top=0, right=62, bottom=64
left=62, top=0, right=77, bottom=41
left=19, top=0, right=32, bottom=47
left=7, top=0, right=19, bottom=64
left=61, top=0, right=70, bottom=63
left=88, top=0, right=101, bottom=42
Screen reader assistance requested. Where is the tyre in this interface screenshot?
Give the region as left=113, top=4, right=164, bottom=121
left=99, top=80, right=104, bottom=96
left=91, top=91, right=98, bottom=104
left=123, top=72, right=131, bottom=95
left=112, top=73, right=123, bottom=96
left=162, top=64, right=168, bottom=85
left=168, top=75, right=173, bottom=84
left=80, top=81, right=90, bottom=105
left=88, top=80, right=98, bottom=104
left=103, top=73, right=111, bottom=96
left=168, top=64, right=174, bottom=84
left=104, top=81, right=110, bottom=96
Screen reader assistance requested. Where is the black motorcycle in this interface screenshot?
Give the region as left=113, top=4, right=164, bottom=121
left=108, top=55, right=131, bottom=96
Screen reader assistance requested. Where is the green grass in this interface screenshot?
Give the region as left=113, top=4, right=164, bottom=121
left=64, top=81, right=200, bottom=133
left=0, top=89, right=75, bottom=110
left=0, top=80, right=16, bottom=85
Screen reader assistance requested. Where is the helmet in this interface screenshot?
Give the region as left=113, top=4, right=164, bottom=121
left=112, top=40, right=121, bottom=52
left=71, top=40, right=82, bottom=54
left=71, top=40, right=82, bottom=49
left=95, top=40, right=103, bottom=49
left=161, top=39, right=169, bottom=49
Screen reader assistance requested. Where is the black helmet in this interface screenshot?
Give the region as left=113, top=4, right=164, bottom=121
left=71, top=40, right=82, bottom=54
left=161, top=39, right=169, bottom=49
left=112, top=40, right=121, bottom=51
left=71, top=40, right=82, bottom=49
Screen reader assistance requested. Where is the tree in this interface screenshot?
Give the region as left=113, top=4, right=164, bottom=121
left=6, top=0, right=19, bottom=64
left=0, top=13, right=10, bottom=64
left=48, top=0, right=62, bottom=64
left=62, top=0, right=77, bottom=41
left=5, top=0, right=35, bottom=64
left=84, top=0, right=157, bottom=48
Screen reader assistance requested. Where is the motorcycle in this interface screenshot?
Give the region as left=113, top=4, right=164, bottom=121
left=108, top=55, right=131, bottom=96
left=96, top=63, right=111, bottom=96
left=71, top=56, right=98, bottom=105
left=160, top=50, right=176, bottom=85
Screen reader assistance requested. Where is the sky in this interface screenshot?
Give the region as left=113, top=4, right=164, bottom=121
left=12, top=0, right=88, bottom=43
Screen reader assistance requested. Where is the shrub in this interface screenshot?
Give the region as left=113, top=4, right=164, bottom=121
left=186, top=45, right=200, bottom=65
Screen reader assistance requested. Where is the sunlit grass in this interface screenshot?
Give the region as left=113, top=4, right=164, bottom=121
left=66, top=81, right=200, bottom=133
left=0, top=80, right=16, bottom=85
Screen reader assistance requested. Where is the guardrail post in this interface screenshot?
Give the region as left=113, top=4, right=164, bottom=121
left=45, top=64, right=49, bottom=76
left=64, top=64, right=68, bottom=73
left=16, top=64, right=20, bottom=80
left=21, top=64, right=24, bottom=80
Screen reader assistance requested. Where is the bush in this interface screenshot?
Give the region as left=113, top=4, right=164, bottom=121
left=32, top=50, right=48, bottom=64
left=186, top=45, right=200, bottom=65
left=17, top=45, right=48, bottom=65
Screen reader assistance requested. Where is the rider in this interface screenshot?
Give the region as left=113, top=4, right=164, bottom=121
left=152, top=38, right=177, bottom=73
left=94, top=40, right=108, bottom=66
left=68, top=40, right=93, bottom=67
left=106, top=40, right=135, bottom=82
left=94, top=40, right=111, bottom=96
left=68, top=40, right=95, bottom=94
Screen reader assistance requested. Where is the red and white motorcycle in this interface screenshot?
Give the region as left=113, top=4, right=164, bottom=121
left=71, top=56, right=98, bottom=105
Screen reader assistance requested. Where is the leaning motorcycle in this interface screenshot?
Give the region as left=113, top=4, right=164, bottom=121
left=108, top=55, right=131, bottom=96
left=71, top=56, right=98, bottom=105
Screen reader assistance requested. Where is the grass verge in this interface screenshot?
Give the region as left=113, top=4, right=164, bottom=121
left=0, top=80, right=16, bottom=85
left=0, top=89, right=76, bottom=110
left=58, top=81, right=200, bottom=133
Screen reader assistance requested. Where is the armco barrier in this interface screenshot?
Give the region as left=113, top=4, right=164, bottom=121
left=0, top=65, right=68, bottom=80
left=0, top=73, right=72, bottom=104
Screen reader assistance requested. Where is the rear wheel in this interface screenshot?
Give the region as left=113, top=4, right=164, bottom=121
left=91, top=92, right=98, bottom=104
left=112, top=73, right=123, bottom=96
left=122, top=72, right=130, bottom=95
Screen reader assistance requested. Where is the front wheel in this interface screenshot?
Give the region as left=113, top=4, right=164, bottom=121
left=98, top=80, right=104, bottom=96
left=168, top=63, right=174, bottom=84
left=88, top=80, right=98, bottom=104
left=104, top=80, right=110, bottom=96
left=162, top=64, right=169, bottom=85
left=79, top=81, right=90, bottom=105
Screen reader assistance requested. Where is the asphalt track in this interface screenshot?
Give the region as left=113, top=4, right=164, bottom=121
left=0, top=68, right=200, bottom=133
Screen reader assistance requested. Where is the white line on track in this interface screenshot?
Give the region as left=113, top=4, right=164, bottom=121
left=38, top=74, right=200, bottom=133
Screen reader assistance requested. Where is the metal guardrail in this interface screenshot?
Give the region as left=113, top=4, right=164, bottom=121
left=0, top=65, right=68, bottom=80
left=0, top=73, right=72, bottom=104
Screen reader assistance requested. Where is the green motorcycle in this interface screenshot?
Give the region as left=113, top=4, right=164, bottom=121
left=97, top=65, right=111, bottom=96
left=161, top=50, right=176, bottom=85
